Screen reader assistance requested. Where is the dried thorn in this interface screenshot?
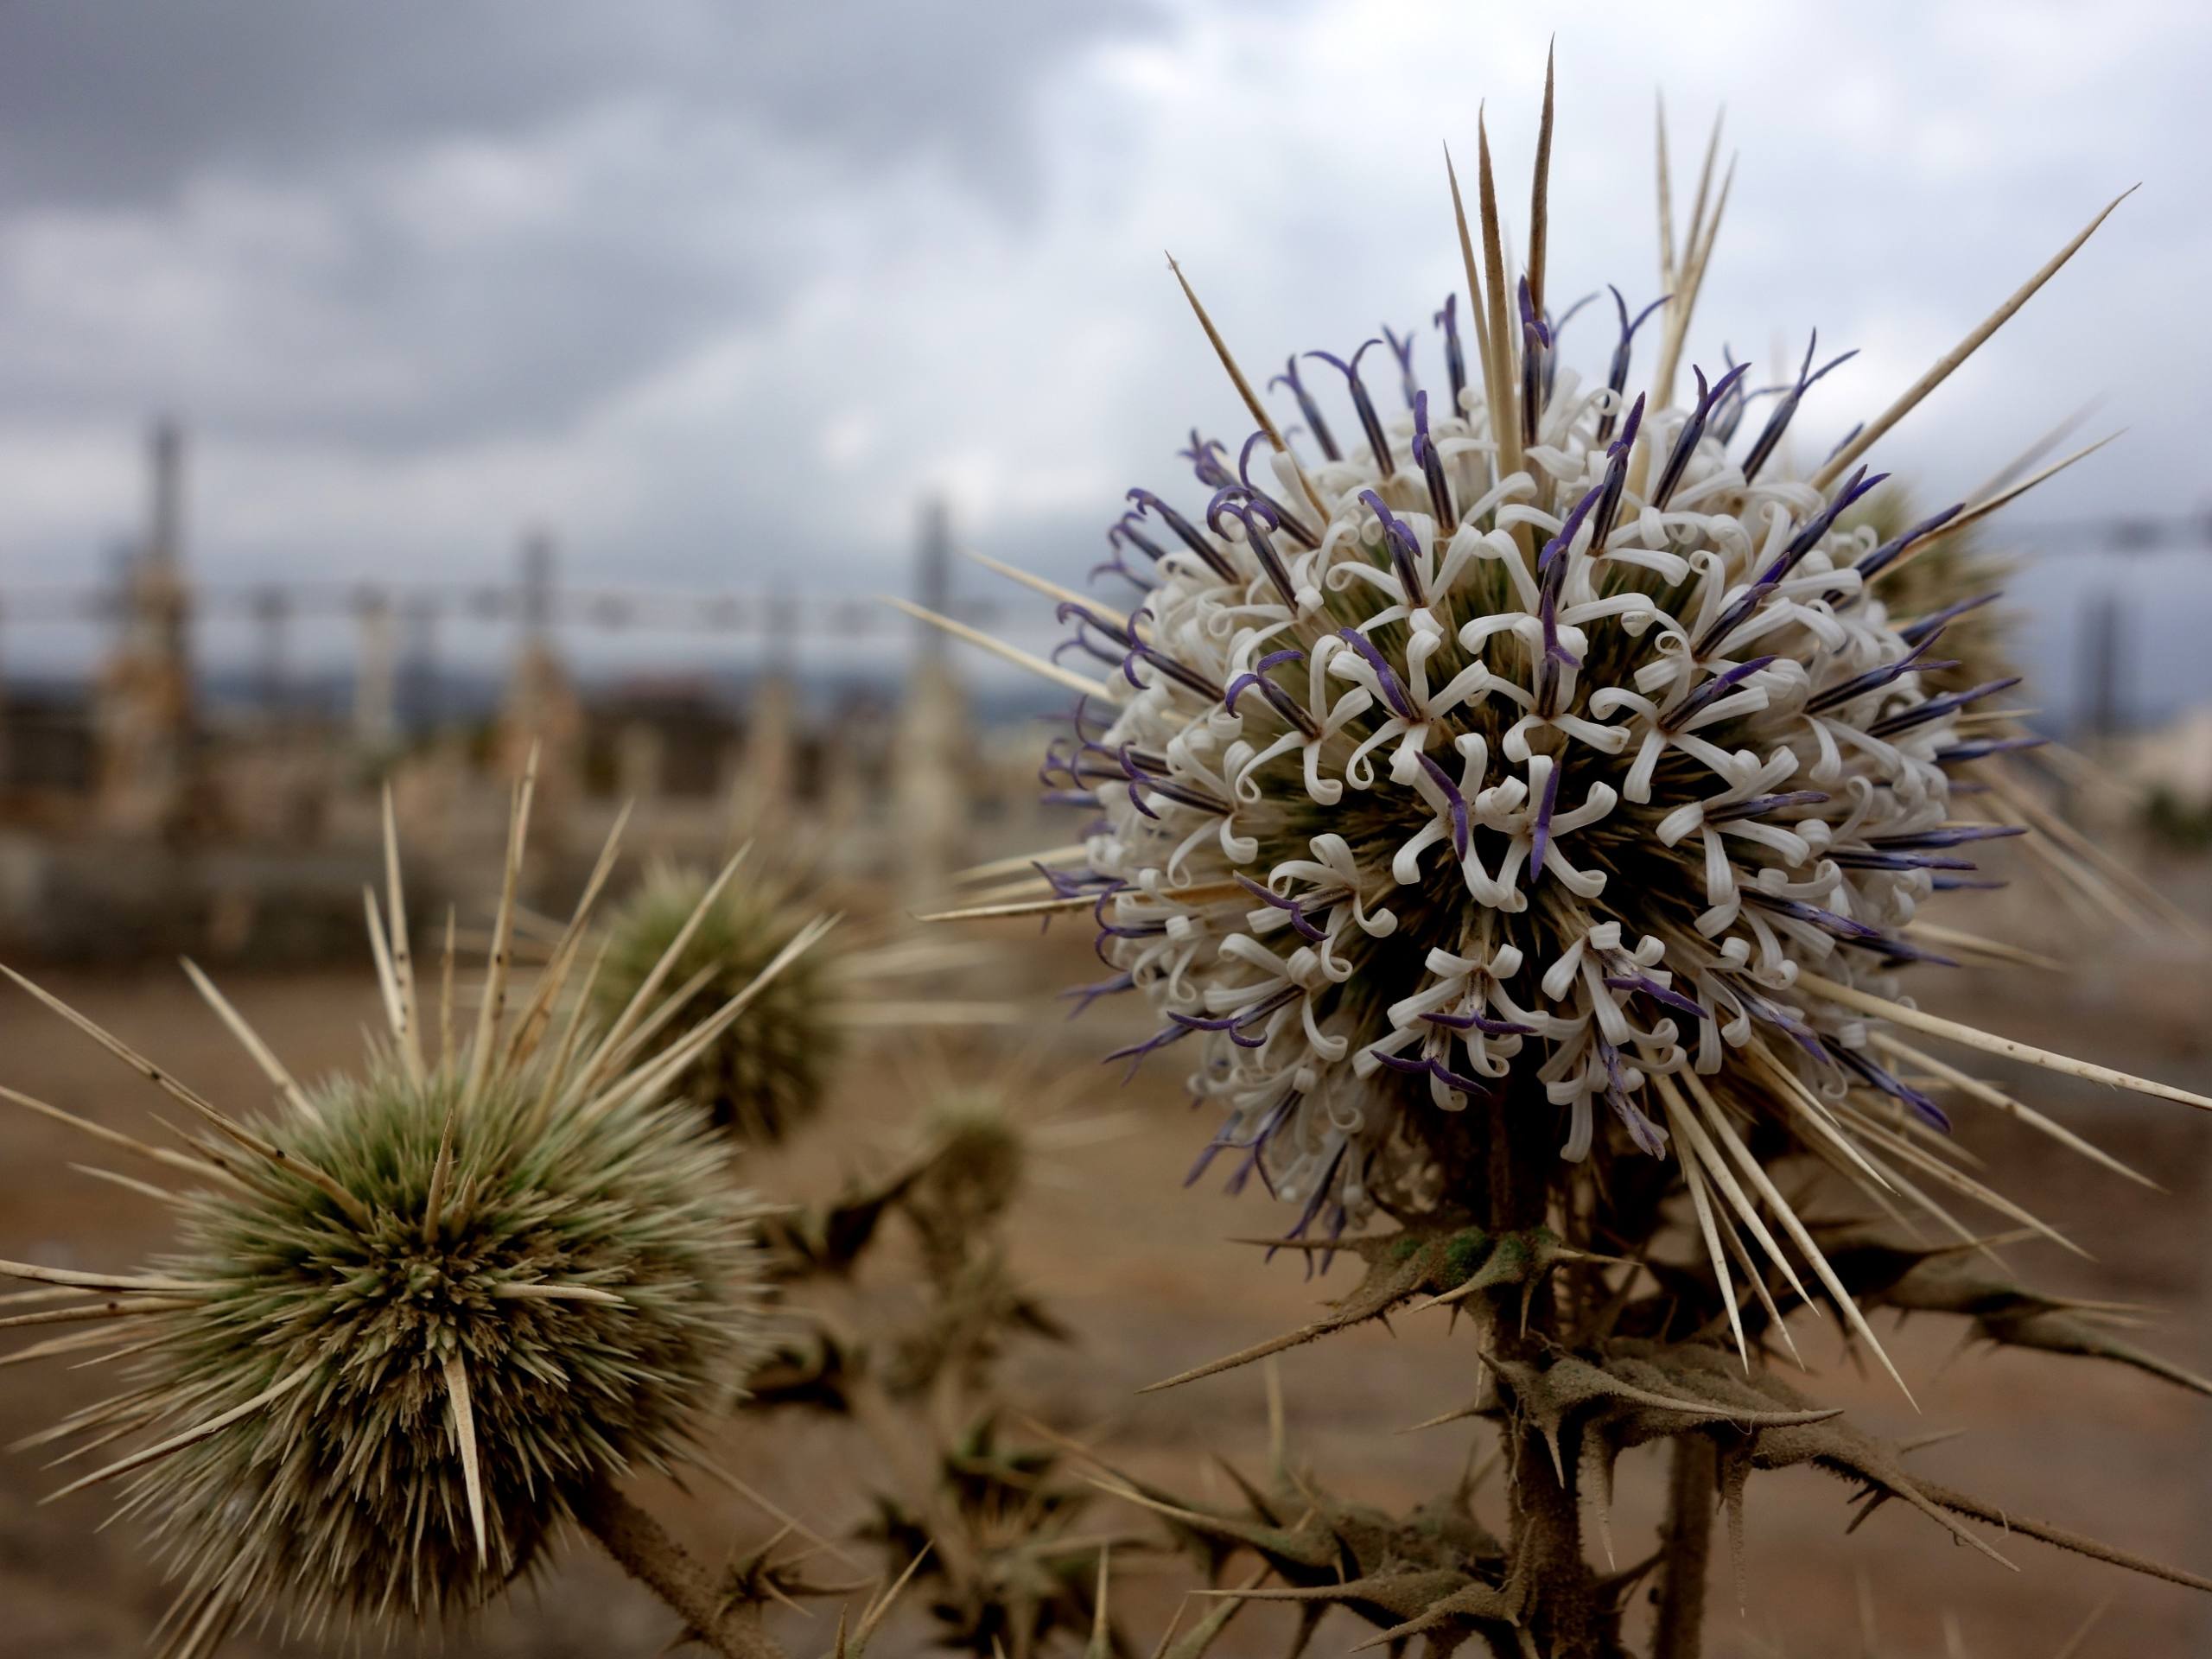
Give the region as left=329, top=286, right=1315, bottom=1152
left=443, top=1351, right=488, bottom=1567
left=880, top=595, right=1122, bottom=701
left=1815, top=188, right=2135, bottom=489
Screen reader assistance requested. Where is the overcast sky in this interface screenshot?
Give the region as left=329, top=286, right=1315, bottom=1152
left=0, top=0, right=2207, bottom=715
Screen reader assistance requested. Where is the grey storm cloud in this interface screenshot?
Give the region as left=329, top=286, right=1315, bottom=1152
left=0, top=0, right=2204, bottom=717
left=0, top=1, right=1163, bottom=448
left=0, top=2, right=1160, bottom=207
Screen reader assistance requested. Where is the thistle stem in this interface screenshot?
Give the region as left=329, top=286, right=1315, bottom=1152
left=1484, top=1077, right=1603, bottom=1658
left=1652, top=1434, right=1716, bottom=1659
left=576, top=1478, right=790, bottom=1659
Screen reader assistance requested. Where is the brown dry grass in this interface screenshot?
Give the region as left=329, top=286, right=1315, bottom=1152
left=1, top=904, right=2209, bottom=1657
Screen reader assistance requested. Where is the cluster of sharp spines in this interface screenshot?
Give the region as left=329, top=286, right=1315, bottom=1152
left=939, top=110, right=2204, bottom=1330
left=0, top=767, right=839, bottom=1654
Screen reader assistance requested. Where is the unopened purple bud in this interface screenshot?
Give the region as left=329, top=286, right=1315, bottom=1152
left=1127, top=488, right=1234, bottom=581
left=1529, top=760, right=1563, bottom=880
left=1757, top=467, right=1889, bottom=587
left=1652, top=361, right=1752, bottom=511
left=1936, top=734, right=2048, bottom=765
left=1851, top=936, right=1962, bottom=969
left=1412, top=391, right=1456, bottom=529
left=1433, top=292, right=1467, bottom=410
left=1596, top=286, right=1669, bottom=445
left=1416, top=751, right=1471, bottom=858
left=1335, top=625, right=1419, bottom=721
left=1517, top=275, right=1551, bottom=349
left=1837, top=1046, right=1952, bottom=1133
left=1307, top=344, right=1395, bottom=474
left=1539, top=479, right=1605, bottom=573
left=1179, top=431, right=1234, bottom=490
left=1693, top=466, right=1882, bottom=658
left=1744, top=891, right=1884, bottom=941
left=1604, top=973, right=1707, bottom=1022
left=1868, top=676, right=2022, bottom=739
left=1382, top=323, right=1420, bottom=410
left=1900, top=590, right=2001, bottom=645
left=1705, top=789, right=1831, bottom=823
left=1269, top=355, right=1341, bottom=462
left=1807, top=636, right=1948, bottom=712
left=1739, top=331, right=1859, bottom=482
left=1865, top=823, right=2027, bottom=851
left=1587, top=393, right=1646, bottom=550
left=1358, top=488, right=1428, bottom=608
left=1708, top=348, right=1752, bottom=443
left=1827, top=849, right=1980, bottom=872
left=1729, top=979, right=1834, bottom=1066
left=1857, top=504, right=1965, bottom=581
left=1518, top=276, right=1550, bottom=446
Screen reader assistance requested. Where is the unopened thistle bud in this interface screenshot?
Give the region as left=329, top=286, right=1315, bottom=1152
left=595, top=861, right=843, bottom=1142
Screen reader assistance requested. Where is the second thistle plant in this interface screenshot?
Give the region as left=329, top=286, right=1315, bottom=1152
left=0, top=779, right=833, bottom=1656
left=595, top=860, right=844, bottom=1142
left=126, top=1051, right=762, bottom=1631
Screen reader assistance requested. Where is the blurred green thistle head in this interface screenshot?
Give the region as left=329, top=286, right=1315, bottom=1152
left=0, top=781, right=823, bottom=1649
left=140, top=1046, right=764, bottom=1630
left=595, top=861, right=844, bottom=1143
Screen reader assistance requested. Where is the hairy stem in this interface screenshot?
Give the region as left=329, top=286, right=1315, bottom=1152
left=1485, top=1077, right=1603, bottom=1658
left=576, top=1478, right=789, bottom=1659
left=1651, top=1434, right=1716, bottom=1658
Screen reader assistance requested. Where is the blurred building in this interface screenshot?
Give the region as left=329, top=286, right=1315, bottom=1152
left=92, top=420, right=220, bottom=842
left=494, top=531, right=585, bottom=836
left=0, top=428, right=1039, bottom=955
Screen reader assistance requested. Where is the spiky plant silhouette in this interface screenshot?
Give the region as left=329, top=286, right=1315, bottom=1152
left=735, top=1071, right=1151, bottom=1659
left=595, top=860, right=846, bottom=1142
left=591, top=857, right=1017, bottom=1146
left=898, top=51, right=2212, bottom=1659
left=0, top=767, right=834, bottom=1656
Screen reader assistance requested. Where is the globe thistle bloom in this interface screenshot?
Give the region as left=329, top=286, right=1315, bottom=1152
left=0, top=781, right=829, bottom=1653
left=595, top=860, right=843, bottom=1142
left=910, top=99, right=2209, bottom=1376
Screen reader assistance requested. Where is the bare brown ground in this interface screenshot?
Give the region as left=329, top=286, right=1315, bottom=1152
left=2, top=893, right=2209, bottom=1658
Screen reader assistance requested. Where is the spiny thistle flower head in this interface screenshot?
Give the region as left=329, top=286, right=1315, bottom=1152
left=595, top=859, right=842, bottom=1142
left=1056, top=324, right=1996, bottom=1238
left=141, top=1046, right=761, bottom=1630
left=996, top=102, right=2186, bottom=1273
left=0, top=781, right=826, bottom=1652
